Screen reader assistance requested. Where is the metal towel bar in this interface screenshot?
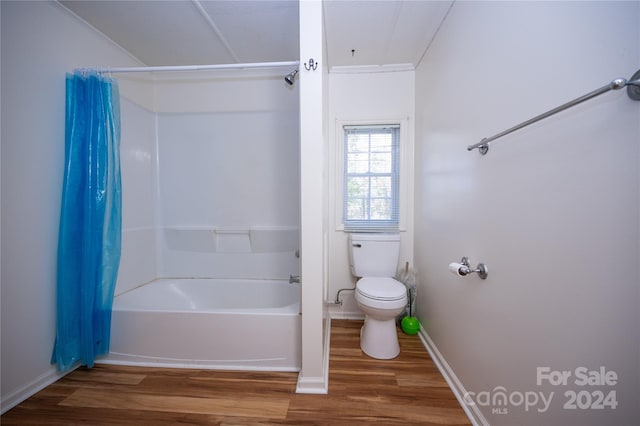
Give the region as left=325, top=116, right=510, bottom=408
left=468, top=69, right=640, bottom=155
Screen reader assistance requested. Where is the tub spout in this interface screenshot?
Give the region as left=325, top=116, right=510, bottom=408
left=289, top=275, right=300, bottom=284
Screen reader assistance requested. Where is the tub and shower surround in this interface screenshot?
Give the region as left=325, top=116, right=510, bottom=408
left=108, top=278, right=301, bottom=371
left=152, top=75, right=300, bottom=280
left=112, top=67, right=301, bottom=371
left=106, top=225, right=302, bottom=371
left=157, top=226, right=300, bottom=280
left=117, top=67, right=300, bottom=287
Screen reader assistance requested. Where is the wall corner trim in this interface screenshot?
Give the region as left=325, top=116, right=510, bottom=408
left=417, top=327, right=489, bottom=426
left=296, top=316, right=331, bottom=394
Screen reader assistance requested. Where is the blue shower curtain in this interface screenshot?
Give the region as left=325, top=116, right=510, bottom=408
left=52, top=71, right=122, bottom=372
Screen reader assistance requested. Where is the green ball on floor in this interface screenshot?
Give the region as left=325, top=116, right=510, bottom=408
left=401, top=316, right=420, bottom=335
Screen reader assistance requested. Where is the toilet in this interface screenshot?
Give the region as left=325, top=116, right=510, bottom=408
left=348, top=233, right=408, bottom=359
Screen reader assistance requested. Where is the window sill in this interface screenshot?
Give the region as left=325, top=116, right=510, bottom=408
left=335, top=225, right=407, bottom=233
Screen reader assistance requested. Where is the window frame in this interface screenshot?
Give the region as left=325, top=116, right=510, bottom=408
left=338, top=121, right=405, bottom=233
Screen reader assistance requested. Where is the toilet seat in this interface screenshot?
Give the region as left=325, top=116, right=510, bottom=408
left=356, top=277, right=406, bottom=301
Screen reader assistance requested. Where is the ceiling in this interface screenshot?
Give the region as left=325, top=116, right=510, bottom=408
left=60, top=0, right=453, bottom=70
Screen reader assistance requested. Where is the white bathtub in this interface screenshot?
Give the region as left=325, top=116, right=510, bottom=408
left=102, top=278, right=301, bottom=371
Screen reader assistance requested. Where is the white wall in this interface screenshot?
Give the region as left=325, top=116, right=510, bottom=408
left=0, top=0, right=146, bottom=411
left=296, top=0, right=328, bottom=394
left=327, top=69, right=415, bottom=317
left=415, top=2, right=639, bottom=425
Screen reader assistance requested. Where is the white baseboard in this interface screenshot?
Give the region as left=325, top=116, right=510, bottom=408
left=328, top=309, right=364, bottom=320
left=417, top=327, right=489, bottom=426
left=97, top=358, right=300, bottom=372
left=296, top=316, right=331, bottom=394
left=295, top=375, right=328, bottom=394
left=1, top=366, right=72, bottom=414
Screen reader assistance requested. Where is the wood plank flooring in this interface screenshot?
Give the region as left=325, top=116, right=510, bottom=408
left=2, top=320, right=470, bottom=425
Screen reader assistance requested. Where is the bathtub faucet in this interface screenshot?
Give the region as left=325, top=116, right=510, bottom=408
left=289, top=275, right=300, bottom=284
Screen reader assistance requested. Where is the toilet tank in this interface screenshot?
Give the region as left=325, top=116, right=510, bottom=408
left=348, top=233, right=400, bottom=277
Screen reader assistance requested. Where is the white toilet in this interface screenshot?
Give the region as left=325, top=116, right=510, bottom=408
left=349, top=233, right=408, bottom=359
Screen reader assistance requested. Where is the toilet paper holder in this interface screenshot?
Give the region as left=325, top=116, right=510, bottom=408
left=451, top=257, right=488, bottom=280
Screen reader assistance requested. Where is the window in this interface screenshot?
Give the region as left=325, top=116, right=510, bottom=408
left=343, top=125, right=399, bottom=232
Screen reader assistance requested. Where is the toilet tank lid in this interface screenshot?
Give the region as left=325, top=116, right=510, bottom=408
left=349, top=233, right=400, bottom=242
left=357, top=277, right=407, bottom=301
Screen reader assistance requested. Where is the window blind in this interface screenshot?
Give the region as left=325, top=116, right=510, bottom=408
left=343, top=125, right=400, bottom=232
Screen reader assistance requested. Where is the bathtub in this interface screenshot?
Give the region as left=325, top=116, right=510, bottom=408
left=102, top=278, right=301, bottom=371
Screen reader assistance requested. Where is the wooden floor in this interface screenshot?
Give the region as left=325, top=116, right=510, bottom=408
left=2, top=320, right=470, bottom=425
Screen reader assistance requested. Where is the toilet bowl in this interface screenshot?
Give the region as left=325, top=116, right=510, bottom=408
left=348, top=233, right=408, bottom=360
left=355, top=277, right=407, bottom=359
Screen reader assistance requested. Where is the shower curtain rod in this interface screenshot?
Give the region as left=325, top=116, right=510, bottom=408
left=467, top=69, right=640, bottom=155
left=80, top=60, right=300, bottom=74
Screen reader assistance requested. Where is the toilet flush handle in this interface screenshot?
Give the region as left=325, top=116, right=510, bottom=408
left=352, top=243, right=362, bottom=248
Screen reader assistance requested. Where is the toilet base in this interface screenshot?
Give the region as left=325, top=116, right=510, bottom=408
left=360, top=316, right=400, bottom=359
